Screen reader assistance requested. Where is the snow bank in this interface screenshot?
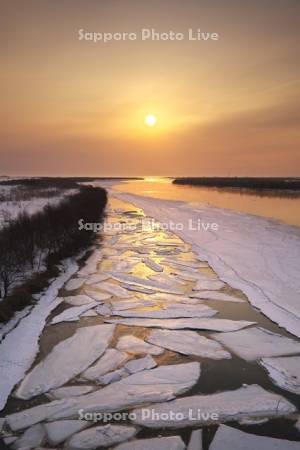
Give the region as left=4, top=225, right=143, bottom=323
left=0, top=259, right=78, bottom=411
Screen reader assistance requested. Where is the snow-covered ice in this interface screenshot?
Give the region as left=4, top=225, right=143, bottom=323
left=143, top=258, right=164, bottom=272
left=146, top=329, right=231, bottom=359
left=6, top=363, right=200, bottom=431
left=64, top=295, right=95, bottom=306
left=85, top=273, right=110, bottom=285
left=82, top=349, right=129, bottom=381
left=0, top=259, right=78, bottom=411
left=116, top=335, right=164, bottom=355
left=210, top=425, right=300, bottom=450
left=45, top=420, right=90, bottom=446
left=131, top=384, right=296, bottom=428
left=193, top=279, right=225, bottom=290
left=212, top=327, right=300, bottom=361
left=113, top=436, right=185, bottom=450
left=96, top=281, right=131, bottom=298
left=109, top=273, right=184, bottom=294
left=187, top=430, right=202, bottom=450
left=97, top=368, right=128, bottom=384
left=65, top=278, right=86, bottom=291
left=95, top=304, right=111, bottom=316
left=124, top=355, right=157, bottom=374
left=47, top=386, right=94, bottom=400
left=50, top=302, right=97, bottom=324
left=112, top=303, right=218, bottom=319
left=15, top=324, right=115, bottom=399
left=12, top=423, right=46, bottom=449
left=106, top=317, right=255, bottom=332
left=84, top=289, right=112, bottom=301
left=190, top=291, right=244, bottom=303
left=65, top=424, right=137, bottom=450
left=259, top=356, right=300, bottom=394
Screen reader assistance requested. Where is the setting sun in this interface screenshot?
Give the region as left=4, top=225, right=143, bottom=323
left=144, top=114, right=157, bottom=127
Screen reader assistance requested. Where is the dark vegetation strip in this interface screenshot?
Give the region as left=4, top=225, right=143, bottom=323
left=0, top=186, right=107, bottom=323
left=173, top=177, right=300, bottom=191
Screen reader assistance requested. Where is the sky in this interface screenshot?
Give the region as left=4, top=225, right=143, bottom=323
left=0, top=0, right=299, bottom=176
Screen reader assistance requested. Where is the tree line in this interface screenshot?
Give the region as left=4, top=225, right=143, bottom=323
left=0, top=186, right=107, bottom=322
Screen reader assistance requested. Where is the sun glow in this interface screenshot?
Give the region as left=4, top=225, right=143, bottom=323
left=144, top=114, right=157, bottom=127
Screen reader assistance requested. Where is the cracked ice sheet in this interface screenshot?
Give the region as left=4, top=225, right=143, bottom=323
left=113, top=193, right=300, bottom=337
left=259, top=356, right=300, bottom=394
left=0, top=259, right=78, bottom=411
left=210, top=425, right=300, bottom=450
left=146, top=329, right=231, bottom=359
left=105, top=317, right=255, bottom=332
left=112, top=303, right=218, bottom=319
left=131, top=384, right=296, bottom=429
left=212, top=327, right=300, bottom=361
left=15, top=324, right=115, bottom=400
left=6, top=362, right=200, bottom=431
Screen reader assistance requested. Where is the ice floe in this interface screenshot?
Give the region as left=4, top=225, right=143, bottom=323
left=212, top=327, right=300, bottom=361
left=111, top=299, right=155, bottom=310
left=131, top=384, right=296, bottom=428
left=97, top=368, right=128, bottom=384
left=112, top=303, right=217, bottom=319
left=50, top=302, right=97, bottom=324
left=65, top=278, right=86, bottom=291
left=121, top=283, right=155, bottom=294
left=259, top=356, right=300, bottom=394
left=81, top=310, right=98, bottom=317
left=209, top=425, right=300, bottom=450
left=95, top=305, right=111, bottom=316
left=65, top=424, right=137, bottom=450
left=109, top=273, right=183, bottom=294
left=47, top=386, right=94, bottom=400
left=82, top=349, right=129, bottom=382
left=45, top=420, right=90, bottom=446
left=116, top=335, right=164, bottom=355
left=7, top=363, right=200, bottom=431
left=12, top=423, right=46, bottom=449
left=147, top=329, right=231, bottom=359
left=190, top=291, right=244, bottom=303
left=187, top=429, right=202, bottom=450
left=64, top=295, right=95, bottom=306
left=106, top=317, right=255, bottom=332
left=85, top=273, right=110, bottom=285
left=193, top=280, right=225, bottom=290
left=143, top=258, right=164, bottom=272
left=124, top=355, right=157, bottom=374
left=96, top=281, right=131, bottom=298
left=84, top=289, right=112, bottom=302
left=113, top=436, right=185, bottom=450
left=15, top=324, right=115, bottom=399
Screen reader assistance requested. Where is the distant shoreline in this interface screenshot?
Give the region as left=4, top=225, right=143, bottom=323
left=173, top=177, right=300, bottom=197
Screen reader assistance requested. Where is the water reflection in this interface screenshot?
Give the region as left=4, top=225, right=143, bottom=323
left=114, top=178, right=300, bottom=228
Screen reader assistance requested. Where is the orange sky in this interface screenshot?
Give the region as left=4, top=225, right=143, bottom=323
left=0, top=0, right=299, bottom=176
